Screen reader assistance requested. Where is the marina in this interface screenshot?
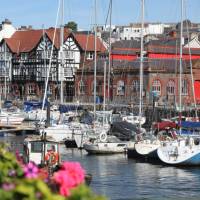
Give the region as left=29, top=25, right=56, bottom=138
left=1, top=0, right=200, bottom=199
left=1, top=135, right=200, bottom=200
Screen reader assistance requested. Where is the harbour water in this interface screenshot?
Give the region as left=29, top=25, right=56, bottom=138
left=1, top=135, right=200, bottom=200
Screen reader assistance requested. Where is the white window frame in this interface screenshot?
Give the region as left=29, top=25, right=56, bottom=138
left=182, top=79, right=188, bottom=95
left=117, top=80, right=125, bottom=96
left=152, top=79, right=161, bottom=96
left=167, top=80, right=175, bottom=95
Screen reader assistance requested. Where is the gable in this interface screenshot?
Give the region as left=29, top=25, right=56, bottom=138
left=184, top=37, right=200, bottom=48
left=63, top=36, right=79, bottom=51
left=36, top=34, right=54, bottom=51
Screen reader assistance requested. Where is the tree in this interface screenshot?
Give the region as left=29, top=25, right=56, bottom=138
left=65, top=21, right=77, bottom=31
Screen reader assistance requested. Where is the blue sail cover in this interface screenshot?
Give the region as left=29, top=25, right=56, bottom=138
left=24, top=101, right=43, bottom=112
left=58, top=104, right=82, bottom=113
left=180, top=121, right=200, bottom=128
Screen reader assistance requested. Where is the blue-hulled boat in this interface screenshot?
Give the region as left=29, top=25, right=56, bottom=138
left=157, top=137, right=200, bottom=166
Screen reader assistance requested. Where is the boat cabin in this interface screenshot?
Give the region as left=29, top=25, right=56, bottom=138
left=23, top=135, right=60, bottom=166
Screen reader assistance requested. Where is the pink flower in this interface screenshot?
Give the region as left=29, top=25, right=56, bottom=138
left=53, top=162, right=85, bottom=196
left=2, top=183, right=15, bottom=191
left=23, top=162, right=39, bottom=179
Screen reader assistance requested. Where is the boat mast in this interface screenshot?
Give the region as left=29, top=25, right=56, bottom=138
left=60, top=0, right=64, bottom=104
left=93, top=0, right=97, bottom=120
left=139, top=0, right=144, bottom=130
left=107, top=0, right=112, bottom=105
left=103, top=61, right=107, bottom=125
left=179, top=0, right=183, bottom=134
left=184, top=4, right=198, bottom=120
left=4, top=42, right=7, bottom=100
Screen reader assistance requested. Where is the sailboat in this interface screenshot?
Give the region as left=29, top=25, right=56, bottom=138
left=157, top=0, right=200, bottom=166
left=38, top=0, right=94, bottom=146
left=83, top=0, right=130, bottom=154
left=0, top=42, right=24, bottom=125
left=127, top=0, right=146, bottom=159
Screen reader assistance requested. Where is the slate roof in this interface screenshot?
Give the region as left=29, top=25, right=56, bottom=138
left=112, top=40, right=141, bottom=49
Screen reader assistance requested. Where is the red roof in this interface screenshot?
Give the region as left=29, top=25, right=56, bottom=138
left=73, top=33, right=106, bottom=53
left=5, top=28, right=71, bottom=54
left=5, top=30, right=43, bottom=53
left=4, top=28, right=106, bottom=54
left=46, top=28, right=71, bottom=49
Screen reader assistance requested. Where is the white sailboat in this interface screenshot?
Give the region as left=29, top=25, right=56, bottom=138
left=82, top=0, right=125, bottom=153
left=0, top=43, right=24, bottom=125
left=127, top=0, right=146, bottom=158
left=39, top=0, right=89, bottom=146
left=156, top=0, right=200, bottom=166
left=83, top=132, right=128, bottom=154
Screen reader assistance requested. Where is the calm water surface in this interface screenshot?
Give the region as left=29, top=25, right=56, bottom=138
left=1, top=135, right=200, bottom=200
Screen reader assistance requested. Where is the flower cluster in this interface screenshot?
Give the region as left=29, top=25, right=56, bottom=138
left=53, top=162, right=85, bottom=196
left=23, top=161, right=39, bottom=179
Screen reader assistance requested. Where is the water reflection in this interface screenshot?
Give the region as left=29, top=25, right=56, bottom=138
left=1, top=136, right=200, bottom=200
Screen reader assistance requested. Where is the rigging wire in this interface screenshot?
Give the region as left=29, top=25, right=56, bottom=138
left=184, top=0, right=198, bottom=120
left=39, top=0, right=61, bottom=124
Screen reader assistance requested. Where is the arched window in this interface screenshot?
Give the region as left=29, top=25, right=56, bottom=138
left=152, top=79, right=161, bottom=96
left=182, top=79, right=188, bottom=95
left=167, top=80, right=175, bottom=95
left=117, top=80, right=125, bottom=96
left=79, top=80, right=85, bottom=94
left=132, top=79, right=139, bottom=93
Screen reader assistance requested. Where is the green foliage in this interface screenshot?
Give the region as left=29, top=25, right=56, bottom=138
left=68, top=184, right=106, bottom=200
left=0, top=143, right=23, bottom=184
left=65, top=21, right=77, bottom=31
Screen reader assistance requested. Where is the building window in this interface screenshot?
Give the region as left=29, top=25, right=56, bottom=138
left=132, top=79, right=139, bottom=93
left=0, top=85, right=10, bottom=95
left=182, top=79, right=188, bottom=95
left=167, top=80, right=175, bottom=95
left=152, top=79, right=161, bottom=96
left=41, top=85, right=53, bottom=95
left=27, top=84, right=35, bottom=95
left=117, top=80, right=125, bottom=96
left=79, top=80, right=85, bottom=94
left=21, top=53, right=28, bottom=60
left=86, top=52, right=93, bottom=60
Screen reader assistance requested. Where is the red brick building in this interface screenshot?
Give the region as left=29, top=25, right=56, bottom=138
left=75, top=33, right=200, bottom=107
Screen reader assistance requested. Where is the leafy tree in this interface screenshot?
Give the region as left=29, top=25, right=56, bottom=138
left=65, top=21, right=78, bottom=31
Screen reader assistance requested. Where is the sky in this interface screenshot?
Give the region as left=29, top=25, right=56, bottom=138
left=1, top=0, right=200, bottom=30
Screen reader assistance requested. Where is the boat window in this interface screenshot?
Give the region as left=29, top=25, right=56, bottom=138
left=31, top=142, right=43, bottom=153
left=117, top=144, right=126, bottom=146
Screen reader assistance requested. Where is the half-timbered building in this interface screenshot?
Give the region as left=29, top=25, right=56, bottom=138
left=0, top=27, right=107, bottom=101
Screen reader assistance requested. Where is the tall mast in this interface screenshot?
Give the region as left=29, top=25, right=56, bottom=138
left=93, top=0, right=97, bottom=120
left=139, top=0, right=144, bottom=130
left=103, top=61, right=107, bottom=125
left=42, top=25, right=47, bottom=82
left=4, top=42, right=7, bottom=100
left=107, top=0, right=112, bottom=104
left=179, top=0, right=183, bottom=134
left=60, top=0, right=64, bottom=104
